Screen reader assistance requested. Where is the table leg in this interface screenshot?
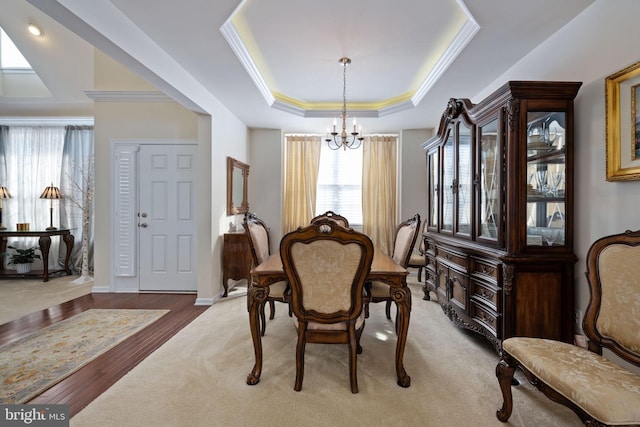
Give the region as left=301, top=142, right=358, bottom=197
left=62, top=233, right=74, bottom=275
left=246, top=284, right=268, bottom=385
left=392, top=284, right=412, bottom=387
left=38, top=235, right=52, bottom=282
left=0, top=237, right=6, bottom=273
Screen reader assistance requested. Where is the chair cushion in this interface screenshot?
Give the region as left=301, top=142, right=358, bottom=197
left=504, top=337, right=640, bottom=425
left=293, top=310, right=365, bottom=331
left=408, top=252, right=425, bottom=266
left=268, top=281, right=288, bottom=298
left=368, top=280, right=391, bottom=298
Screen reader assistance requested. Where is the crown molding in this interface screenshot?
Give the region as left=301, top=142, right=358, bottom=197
left=219, top=19, right=275, bottom=107
left=412, top=11, right=479, bottom=106
left=84, top=90, right=173, bottom=102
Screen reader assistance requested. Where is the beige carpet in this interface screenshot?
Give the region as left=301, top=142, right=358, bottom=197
left=0, top=275, right=93, bottom=325
left=71, top=277, right=582, bottom=427
left=1, top=308, right=169, bottom=404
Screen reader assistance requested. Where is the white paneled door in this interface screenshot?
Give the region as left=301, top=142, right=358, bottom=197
left=138, top=144, right=197, bottom=291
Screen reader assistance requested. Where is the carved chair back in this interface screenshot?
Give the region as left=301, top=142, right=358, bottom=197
left=281, top=219, right=373, bottom=323
left=584, top=229, right=640, bottom=365
left=243, top=211, right=271, bottom=266
left=310, top=210, right=350, bottom=228
left=391, top=213, right=421, bottom=268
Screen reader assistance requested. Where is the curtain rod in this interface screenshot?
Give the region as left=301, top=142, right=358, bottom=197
left=0, top=117, right=94, bottom=126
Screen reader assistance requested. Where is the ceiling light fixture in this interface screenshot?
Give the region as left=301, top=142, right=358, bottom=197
left=28, top=23, right=43, bottom=37
left=325, top=57, right=364, bottom=150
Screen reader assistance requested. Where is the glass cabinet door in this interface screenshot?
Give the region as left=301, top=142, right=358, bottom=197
left=441, top=129, right=455, bottom=233
left=457, top=122, right=472, bottom=236
left=525, top=112, right=566, bottom=247
left=427, top=147, right=439, bottom=230
left=478, top=118, right=500, bottom=241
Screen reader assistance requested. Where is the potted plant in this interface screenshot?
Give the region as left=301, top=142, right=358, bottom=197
left=5, top=245, right=41, bottom=274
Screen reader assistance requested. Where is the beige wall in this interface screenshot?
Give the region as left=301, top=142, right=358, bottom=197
left=248, top=129, right=431, bottom=247
left=92, top=50, right=248, bottom=303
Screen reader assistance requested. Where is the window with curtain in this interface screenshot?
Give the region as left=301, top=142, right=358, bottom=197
left=0, top=124, right=94, bottom=272
left=315, top=143, right=363, bottom=226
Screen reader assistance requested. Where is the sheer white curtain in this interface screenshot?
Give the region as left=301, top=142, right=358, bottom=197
left=60, top=126, right=94, bottom=273
left=2, top=126, right=65, bottom=268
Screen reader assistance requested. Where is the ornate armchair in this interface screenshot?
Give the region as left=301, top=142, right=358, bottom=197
left=310, top=210, right=349, bottom=228
left=243, top=212, right=289, bottom=336
left=280, top=219, right=374, bottom=393
left=365, top=214, right=421, bottom=320
left=496, top=229, right=640, bottom=426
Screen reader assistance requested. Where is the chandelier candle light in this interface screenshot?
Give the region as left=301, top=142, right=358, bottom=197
left=40, top=183, right=62, bottom=231
left=325, top=57, right=364, bottom=150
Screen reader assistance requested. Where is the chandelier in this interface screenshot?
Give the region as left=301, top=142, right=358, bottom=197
left=325, top=57, right=364, bottom=150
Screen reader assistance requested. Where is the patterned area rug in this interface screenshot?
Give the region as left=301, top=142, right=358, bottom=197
left=0, top=309, right=169, bottom=404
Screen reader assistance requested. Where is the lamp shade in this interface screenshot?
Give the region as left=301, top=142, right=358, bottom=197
left=0, top=186, right=11, bottom=199
left=40, top=184, right=62, bottom=199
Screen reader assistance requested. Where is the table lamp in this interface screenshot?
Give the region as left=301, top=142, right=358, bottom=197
left=0, top=186, right=10, bottom=230
left=40, top=183, right=62, bottom=230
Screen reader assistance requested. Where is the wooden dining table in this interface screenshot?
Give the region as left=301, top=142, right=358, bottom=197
left=246, top=247, right=412, bottom=388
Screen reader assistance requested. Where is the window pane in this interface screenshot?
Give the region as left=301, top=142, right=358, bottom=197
left=1, top=28, right=32, bottom=69
left=316, top=143, right=363, bottom=225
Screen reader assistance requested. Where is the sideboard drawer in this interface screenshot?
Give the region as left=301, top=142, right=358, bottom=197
left=470, top=300, right=499, bottom=338
left=471, top=257, right=500, bottom=284
left=470, top=279, right=499, bottom=311
left=436, top=246, right=468, bottom=272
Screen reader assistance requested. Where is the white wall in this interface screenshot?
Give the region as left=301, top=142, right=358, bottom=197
left=475, top=0, right=640, bottom=370
left=247, top=128, right=283, bottom=253
left=401, top=129, right=432, bottom=222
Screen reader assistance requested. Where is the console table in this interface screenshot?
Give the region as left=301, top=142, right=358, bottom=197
left=0, top=229, right=74, bottom=282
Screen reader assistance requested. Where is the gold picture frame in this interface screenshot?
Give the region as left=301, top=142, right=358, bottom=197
left=226, top=157, right=249, bottom=215
left=605, top=60, right=640, bottom=181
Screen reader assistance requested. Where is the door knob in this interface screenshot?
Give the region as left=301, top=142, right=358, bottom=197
left=139, top=223, right=148, bottom=228
left=140, top=212, right=148, bottom=218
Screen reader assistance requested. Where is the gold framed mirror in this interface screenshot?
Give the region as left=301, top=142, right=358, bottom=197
left=227, top=157, right=249, bottom=215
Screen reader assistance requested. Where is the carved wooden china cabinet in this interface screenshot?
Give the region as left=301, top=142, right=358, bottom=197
left=422, top=81, right=581, bottom=351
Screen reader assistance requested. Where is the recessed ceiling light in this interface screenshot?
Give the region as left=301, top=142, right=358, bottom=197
left=28, top=23, right=43, bottom=37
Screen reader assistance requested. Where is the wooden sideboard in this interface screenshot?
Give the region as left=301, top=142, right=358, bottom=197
left=222, top=232, right=252, bottom=296
left=0, top=229, right=74, bottom=282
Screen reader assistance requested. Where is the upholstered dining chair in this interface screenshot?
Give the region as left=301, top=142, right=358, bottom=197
left=496, top=229, right=640, bottom=426
left=243, top=212, right=290, bottom=336
left=310, top=210, right=349, bottom=228
left=365, top=214, right=421, bottom=321
left=280, top=219, right=374, bottom=393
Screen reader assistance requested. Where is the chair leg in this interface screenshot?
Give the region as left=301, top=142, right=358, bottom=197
left=364, top=282, right=371, bottom=318
left=294, top=324, right=307, bottom=392
left=268, top=300, right=276, bottom=320
left=356, top=322, right=364, bottom=355
left=417, top=266, right=423, bottom=282
left=385, top=300, right=392, bottom=319
left=259, top=302, right=267, bottom=337
left=496, top=357, right=516, bottom=422
left=348, top=325, right=359, bottom=393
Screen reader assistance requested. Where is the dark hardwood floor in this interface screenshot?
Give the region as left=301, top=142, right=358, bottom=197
left=0, top=293, right=209, bottom=416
